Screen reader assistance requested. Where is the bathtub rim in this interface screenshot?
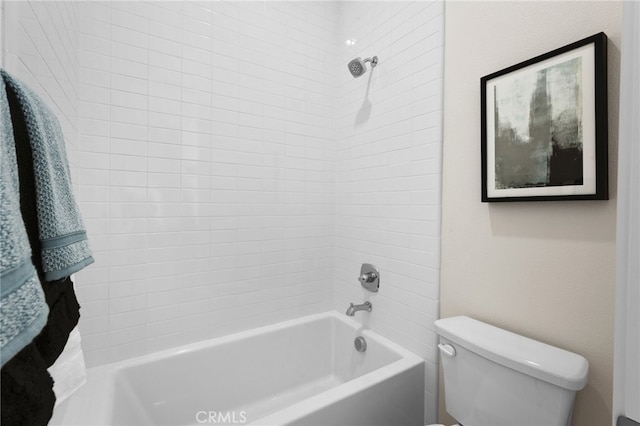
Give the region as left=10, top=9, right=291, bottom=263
left=100, top=310, right=423, bottom=374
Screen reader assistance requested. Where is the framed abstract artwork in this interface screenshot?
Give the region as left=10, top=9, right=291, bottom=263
left=481, top=33, right=608, bottom=202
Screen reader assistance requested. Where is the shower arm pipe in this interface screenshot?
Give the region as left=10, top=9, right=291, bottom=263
left=363, top=56, right=379, bottom=68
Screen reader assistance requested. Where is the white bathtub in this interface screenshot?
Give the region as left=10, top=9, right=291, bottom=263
left=56, top=311, right=425, bottom=426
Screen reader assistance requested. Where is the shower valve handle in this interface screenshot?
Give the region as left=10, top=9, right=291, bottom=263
left=358, top=264, right=380, bottom=292
left=358, top=272, right=377, bottom=284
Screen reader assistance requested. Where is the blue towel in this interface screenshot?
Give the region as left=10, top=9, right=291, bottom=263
left=0, top=75, right=49, bottom=367
left=1, top=70, right=93, bottom=282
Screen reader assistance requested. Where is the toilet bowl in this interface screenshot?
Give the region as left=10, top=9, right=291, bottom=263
left=434, top=316, right=589, bottom=426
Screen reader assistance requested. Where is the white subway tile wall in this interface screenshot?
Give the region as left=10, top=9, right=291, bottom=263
left=3, top=1, right=81, bottom=168
left=74, top=1, right=338, bottom=365
left=3, top=1, right=443, bottom=423
left=334, top=2, right=444, bottom=421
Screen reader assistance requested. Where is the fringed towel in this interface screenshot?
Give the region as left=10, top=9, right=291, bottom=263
left=0, top=75, right=49, bottom=367
left=1, top=70, right=93, bottom=281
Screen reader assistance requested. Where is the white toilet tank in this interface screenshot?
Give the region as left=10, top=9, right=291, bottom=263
left=435, top=316, right=589, bottom=426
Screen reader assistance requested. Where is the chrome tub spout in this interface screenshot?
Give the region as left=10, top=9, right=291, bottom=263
left=346, top=301, right=372, bottom=316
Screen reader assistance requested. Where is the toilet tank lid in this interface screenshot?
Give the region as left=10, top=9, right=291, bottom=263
left=434, top=316, right=589, bottom=391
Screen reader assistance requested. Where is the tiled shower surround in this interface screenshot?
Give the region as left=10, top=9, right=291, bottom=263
left=3, top=1, right=443, bottom=422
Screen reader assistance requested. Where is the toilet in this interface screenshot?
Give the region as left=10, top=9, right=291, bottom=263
left=432, top=316, right=589, bottom=426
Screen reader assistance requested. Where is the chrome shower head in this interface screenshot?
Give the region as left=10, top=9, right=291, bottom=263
left=347, top=56, right=378, bottom=78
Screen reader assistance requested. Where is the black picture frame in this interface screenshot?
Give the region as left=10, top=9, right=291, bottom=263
left=481, top=32, right=608, bottom=202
